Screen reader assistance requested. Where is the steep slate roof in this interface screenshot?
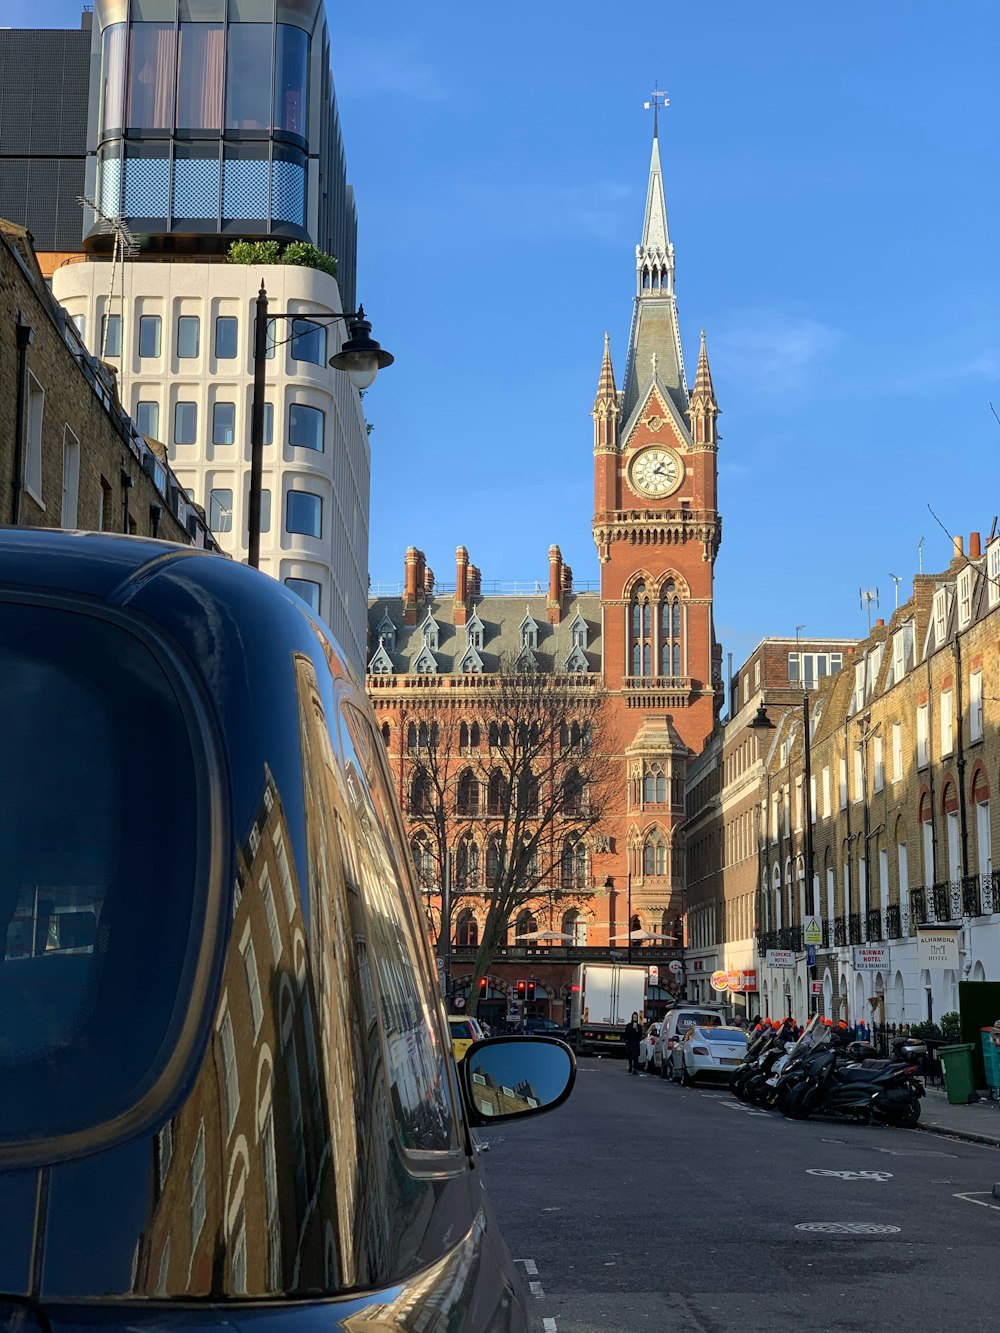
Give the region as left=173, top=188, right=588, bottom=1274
left=366, top=595, right=603, bottom=675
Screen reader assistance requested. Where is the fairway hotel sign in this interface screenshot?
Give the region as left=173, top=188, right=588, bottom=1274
left=852, top=946, right=889, bottom=971
left=917, top=927, right=961, bottom=970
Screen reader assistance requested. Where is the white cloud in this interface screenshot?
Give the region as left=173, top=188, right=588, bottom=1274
left=712, top=308, right=843, bottom=394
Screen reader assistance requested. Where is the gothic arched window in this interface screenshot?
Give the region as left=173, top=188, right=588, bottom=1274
left=456, top=909, right=478, bottom=947
left=515, top=910, right=536, bottom=939
left=642, top=828, right=667, bottom=876
left=630, top=582, right=652, bottom=678
left=562, top=768, right=585, bottom=815
left=410, top=833, right=434, bottom=887
left=409, top=766, right=432, bottom=815
left=486, top=834, right=503, bottom=888
left=487, top=769, right=508, bottom=816
left=643, top=762, right=667, bottom=805
left=562, top=908, right=588, bottom=945
left=562, top=836, right=588, bottom=890
left=455, top=833, right=479, bottom=889
left=660, top=579, right=683, bottom=678
left=456, top=769, right=479, bottom=816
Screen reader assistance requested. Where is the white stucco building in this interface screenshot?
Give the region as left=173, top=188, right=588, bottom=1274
left=52, top=259, right=370, bottom=673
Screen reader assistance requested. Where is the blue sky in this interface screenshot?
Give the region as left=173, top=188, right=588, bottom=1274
left=22, top=0, right=1000, bottom=666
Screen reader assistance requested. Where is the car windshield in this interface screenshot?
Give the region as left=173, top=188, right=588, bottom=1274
left=678, top=1013, right=722, bottom=1030
left=450, top=1019, right=478, bottom=1039
left=697, top=1028, right=747, bottom=1043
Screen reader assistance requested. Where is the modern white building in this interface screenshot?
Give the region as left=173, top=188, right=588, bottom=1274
left=52, top=258, right=371, bottom=672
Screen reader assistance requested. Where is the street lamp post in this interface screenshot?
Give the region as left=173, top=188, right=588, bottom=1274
left=247, top=282, right=394, bottom=569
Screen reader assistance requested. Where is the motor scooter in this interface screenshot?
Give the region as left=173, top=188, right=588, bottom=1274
left=775, top=1024, right=925, bottom=1126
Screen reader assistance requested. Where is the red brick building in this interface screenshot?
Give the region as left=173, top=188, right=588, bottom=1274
left=366, top=122, right=722, bottom=1025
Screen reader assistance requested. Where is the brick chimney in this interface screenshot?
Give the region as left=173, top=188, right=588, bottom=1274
left=469, top=564, right=481, bottom=597
left=951, top=534, right=965, bottom=568
left=970, top=531, right=982, bottom=559
left=403, top=546, right=421, bottom=625
left=561, top=564, right=573, bottom=597
left=547, top=545, right=563, bottom=624
left=454, top=546, right=470, bottom=625
left=425, top=566, right=434, bottom=597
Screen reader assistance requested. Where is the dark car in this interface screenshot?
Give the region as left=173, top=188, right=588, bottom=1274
left=0, top=529, right=575, bottom=1331
left=523, top=1017, right=571, bottom=1039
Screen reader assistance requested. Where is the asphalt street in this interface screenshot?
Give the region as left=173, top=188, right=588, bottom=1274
left=480, top=1054, right=1000, bottom=1333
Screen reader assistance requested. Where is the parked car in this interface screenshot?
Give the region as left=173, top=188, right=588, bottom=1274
left=523, top=1016, right=570, bottom=1039
left=672, top=1025, right=749, bottom=1085
left=652, top=1003, right=731, bottom=1076
left=0, top=528, right=577, bottom=1331
left=639, top=1021, right=662, bottom=1071
left=449, top=1014, right=486, bottom=1061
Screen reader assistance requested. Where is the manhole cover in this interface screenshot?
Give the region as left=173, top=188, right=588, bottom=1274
left=795, top=1223, right=901, bottom=1235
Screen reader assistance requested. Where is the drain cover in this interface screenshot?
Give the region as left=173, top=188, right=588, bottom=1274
left=795, top=1223, right=901, bottom=1235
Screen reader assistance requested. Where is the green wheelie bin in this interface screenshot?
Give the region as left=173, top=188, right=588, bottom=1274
left=939, top=1042, right=976, bottom=1105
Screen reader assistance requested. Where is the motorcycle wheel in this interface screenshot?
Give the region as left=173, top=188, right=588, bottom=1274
left=731, top=1071, right=751, bottom=1102
left=883, top=1095, right=921, bottom=1128
left=778, top=1083, right=815, bottom=1120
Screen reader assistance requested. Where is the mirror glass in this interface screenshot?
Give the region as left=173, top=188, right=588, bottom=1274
left=466, top=1039, right=573, bottom=1118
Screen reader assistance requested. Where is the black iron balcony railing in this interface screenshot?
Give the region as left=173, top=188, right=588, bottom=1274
left=848, top=913, right=862, bottom=945
left=885, top=904, right=901, bottom=939
left=910, top=887, right=929, bottom=926
left=834, top=917, right=847, bottom=947
left=865, top=907, right=883, bottom=942
left=931, top=882, right=954, bottom=922
left=822, top=920, right=832, bottom=949
left=962, top=874, right=981, bottom=917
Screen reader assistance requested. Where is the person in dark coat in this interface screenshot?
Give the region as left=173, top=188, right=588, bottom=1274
left=624, top=1012, right=642, bottom=1075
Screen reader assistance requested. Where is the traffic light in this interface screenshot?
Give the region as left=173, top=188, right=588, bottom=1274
left=516, top=979, right=527, bottom=999
left=479, top=977, right=488, bottom=995
left=526, top=981, right=536, bottom=1001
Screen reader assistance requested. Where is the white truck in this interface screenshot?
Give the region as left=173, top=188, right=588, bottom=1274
left=568, top=962, right=649, bottom=1057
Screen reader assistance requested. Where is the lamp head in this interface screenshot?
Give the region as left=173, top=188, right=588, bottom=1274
left=748, top=703, right=775, bottom=732
left=329, top=305, right=394, bottom=389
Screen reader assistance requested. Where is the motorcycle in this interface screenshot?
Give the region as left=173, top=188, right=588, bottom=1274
left=775, top=1021, right=925, bottom=1126
left=731, top=1024, right=781, bottom=1102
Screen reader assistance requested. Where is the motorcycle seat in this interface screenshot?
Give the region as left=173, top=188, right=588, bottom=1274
left=837, top=1065, right=887, bottom=1081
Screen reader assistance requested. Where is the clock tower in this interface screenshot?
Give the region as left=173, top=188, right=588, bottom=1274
left=593, top=106, right=723, bottom=943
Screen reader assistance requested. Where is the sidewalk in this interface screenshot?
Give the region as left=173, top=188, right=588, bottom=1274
left=918, top=1085, right=1000, bottom=1148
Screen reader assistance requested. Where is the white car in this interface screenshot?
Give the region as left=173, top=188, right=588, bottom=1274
left=639, top=1021, right=662, bottom=1072
left=671, top=1025, right=748, bottom=1085
left=651, top=1004, right=730, bottom=1076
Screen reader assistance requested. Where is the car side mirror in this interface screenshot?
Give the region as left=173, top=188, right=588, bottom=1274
left=458, top=1036, right=576, bottom=1126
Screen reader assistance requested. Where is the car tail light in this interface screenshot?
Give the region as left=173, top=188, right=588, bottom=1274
left=692, top=1046, right=709, bottom=1056
left=667, top=1037, right=675, bottom=1049
left=902, top=1065, right=918, bottom=1076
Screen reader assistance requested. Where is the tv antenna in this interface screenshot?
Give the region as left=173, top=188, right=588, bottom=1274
left=77, top=194, right=137, bottom=370
left=859, top=587, right=879, bottom=631
left=888, top=573, right=902, bottom=610
left=917, top=536, right=925, bottom=575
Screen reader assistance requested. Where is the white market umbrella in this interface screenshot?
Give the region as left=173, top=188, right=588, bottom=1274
left=519, top=929, right=576, bottom=942
left=609, top=929, right=680, bottom=943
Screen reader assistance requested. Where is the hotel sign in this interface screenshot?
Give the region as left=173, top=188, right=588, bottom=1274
left=852, top=946, right=889, bottom=972
left=917, top=927, right=960, bottom=970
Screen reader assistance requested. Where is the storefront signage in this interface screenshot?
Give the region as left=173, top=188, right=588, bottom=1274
left=810, top=980, right=823, bottom=996
left=917, top=927, right=960, bottom=970
left=852, top=946, right=889, bottom=972
left=741, top=969, right=758, bottom=991
left=765, top=949, right=795, bottom=969
left=710, top=969, right=730, bottom=991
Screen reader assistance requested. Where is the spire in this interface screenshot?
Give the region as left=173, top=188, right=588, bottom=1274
left=592, top=332, right=620, bottom=452
left=621, top=108, right=688, bottom=428
left=688, top=330, right=719, bottom=447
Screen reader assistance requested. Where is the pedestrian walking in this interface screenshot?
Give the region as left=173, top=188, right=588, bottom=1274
left=625, top=1011, right=642, bottom=1075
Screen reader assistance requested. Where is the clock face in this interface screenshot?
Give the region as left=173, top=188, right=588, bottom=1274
left=629, top=447, right=682, bottom=498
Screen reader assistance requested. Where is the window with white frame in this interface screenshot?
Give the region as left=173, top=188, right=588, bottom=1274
left=957, top=566, right=975, bottom=629
left=932, top=587, right=951, bottom=646
left=890, top=622, right=913, bottom=687
left=873, top=734, right=884, bottom=792
left=821, top=766, right=831, bottom=818
left=917, top=703, right=929, bottom=767
left=989, top=539, right=1000, bottom=609
left=839, top=758, right=847, bottom=809
left=240, top=930, right=263, bottom=1037
left=892, top=721, right=903, bottom=781
left=742, top=673, right=749, bottom=705
left=754, top=660, right=761, bottom=689
left=218, top=1008, right=240, bottom=1135
left=260, top=864, right=282, bottom=960
left=810, top=774, right=816, bottom=824
left=794, top=778, right=803, bottom=831
left=940, top=688, right=953, bottom=757
left=853, top=747, right=863, bottom=802
left=852, top=661, right=866, bottom=714
left=190, top=1120, right=206, bottom=1250
left=61, top=426, right=80, bottom=528
left=971, top=669, right=984, bottom=742
left=788, top=651, right=843, bottom=688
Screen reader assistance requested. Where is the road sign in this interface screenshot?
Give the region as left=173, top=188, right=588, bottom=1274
left=453, top=995, right=466, bottom=1010
left=804, top=917, right=822, bottom=946
left=810, top=980, right=823, bottom=995
left=710, top=969, right=729, bottom=991
left=806, top=945, right=816, bottom=967
left=435, top=956, right=445, bottom=973
left=648, top=965, right=659, bottom=985
left=668, top=959, right=684, bottom=975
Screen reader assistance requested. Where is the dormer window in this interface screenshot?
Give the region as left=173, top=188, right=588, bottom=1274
left=459, top=645, right=484, bottom=674
left=368, top=638, right=394, bottom=676
left=519, top=611, right=539, bottom=652
left=989, top=539, right=1000, bottom=609
left=890, top=621, right=913, bottom=687
left=413, top=644, right=438, bottom=674
left=569, top=613, right=588, bottom=650
left=851, top=661, right=865, bottom=714
left=467, top=609, right=485, bottom=651
left=565, top=645, right=589, bottom=673
left=376, top=611, right=396, bottom=653
left=420, top=612, right=440, bottom=651
left=932, top=587, right=951, bottom=646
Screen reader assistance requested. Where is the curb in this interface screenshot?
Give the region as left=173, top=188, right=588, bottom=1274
left=916, top=1120, right=1000, bottom=1150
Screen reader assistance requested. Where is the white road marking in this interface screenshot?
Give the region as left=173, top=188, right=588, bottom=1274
left=529, top=1280, right=545, bottom=1298
left=543, top=1320, right=558, bottom=1332
left=954, top=1191, right=1000, bottom=1212
left=514, top=1259, right=538, bottom=1275
left=806, top=1169, right=893, bottom=1181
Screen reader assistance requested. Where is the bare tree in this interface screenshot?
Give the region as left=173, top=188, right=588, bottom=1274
left=400, top=659, right=615, bottom=1016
